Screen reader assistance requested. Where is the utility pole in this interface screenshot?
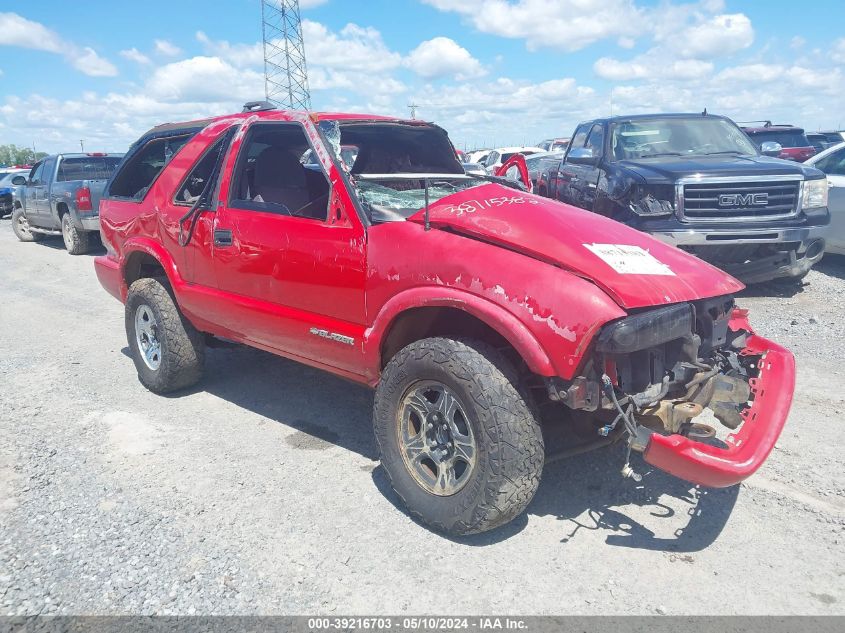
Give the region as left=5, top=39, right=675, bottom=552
left=408, top=104, right=419, bottom=120
left=80, top=140, right=85, bottom=152
left=261, top=0, right=312, bottom=110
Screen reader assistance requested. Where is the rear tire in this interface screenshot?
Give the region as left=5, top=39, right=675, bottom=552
left=125, top=278, right=206, bottom=394
left=11, top=209, right=43, bottom=242
left=374, top=337, right=544, bottom=536
left=61, top=213, right=92, bottom=255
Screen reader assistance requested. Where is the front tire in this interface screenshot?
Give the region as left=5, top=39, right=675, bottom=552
left=61, top=213, right=92, bottom=255
left=11, top=209, right=43, bottom=242
left=125, top=278, right=206, bottom=394
left=374, top=337, right=544, bottom=536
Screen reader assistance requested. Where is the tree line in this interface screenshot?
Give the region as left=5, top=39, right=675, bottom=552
left=0, top=144, right=48, bottom=167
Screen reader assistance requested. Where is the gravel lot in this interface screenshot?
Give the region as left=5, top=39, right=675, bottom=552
left=1, top=223, right=843, bottom=616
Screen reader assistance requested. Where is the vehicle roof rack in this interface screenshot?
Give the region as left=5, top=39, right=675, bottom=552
left=242, top=100, right=277, bottom=113
left=737, top=120, right=773, bottom=127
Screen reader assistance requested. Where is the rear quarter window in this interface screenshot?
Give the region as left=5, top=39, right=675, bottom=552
left=107, top=133, right=195, bottom=200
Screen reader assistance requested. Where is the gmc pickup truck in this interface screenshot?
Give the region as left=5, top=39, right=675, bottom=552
left=536, top=113, right=830, bottom=284
left=94, top=104, right=795, bottom=536
left=12, top=152, right=123, bottom=254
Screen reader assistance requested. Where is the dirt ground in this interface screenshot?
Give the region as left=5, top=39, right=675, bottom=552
left=1, top=224, right=843, bottom=616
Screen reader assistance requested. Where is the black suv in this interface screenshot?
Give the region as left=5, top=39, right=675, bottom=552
left=536, top=113, right=830, bottom=283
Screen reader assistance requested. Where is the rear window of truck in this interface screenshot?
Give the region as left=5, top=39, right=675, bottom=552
left=107, top=133, right=195, bottom=200
left=57, top=157, right=122, bottom=182
left=749, top=130, right=811, bottom=148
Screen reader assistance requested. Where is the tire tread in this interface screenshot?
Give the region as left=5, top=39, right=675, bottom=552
left=125, top=278, right=205, bottom=394
left=374, top=337, right=544, bottom=535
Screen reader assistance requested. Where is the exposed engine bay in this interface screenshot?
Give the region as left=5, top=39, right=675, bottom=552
left=546, top=295, right=761, bottom=480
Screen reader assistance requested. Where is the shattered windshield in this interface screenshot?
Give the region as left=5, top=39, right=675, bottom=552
left=318, top=119, right=483, bottom=223
left=356, top=178, right=487, bottom=222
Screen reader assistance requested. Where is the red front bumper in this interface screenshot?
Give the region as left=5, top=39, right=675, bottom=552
left=643, top=309, right=795, bottom=488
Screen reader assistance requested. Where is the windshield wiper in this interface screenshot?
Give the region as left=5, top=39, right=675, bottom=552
left=703, top=150, right=746, bottom=156
left=641, top=152, right=682, bottom=158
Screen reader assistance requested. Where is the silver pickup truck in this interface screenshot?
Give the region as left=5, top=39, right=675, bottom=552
left=11, top=153, right=124, bottom=254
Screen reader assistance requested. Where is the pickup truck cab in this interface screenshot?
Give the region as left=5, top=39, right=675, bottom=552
left=536, top=113, right=830, bottom=284
left=95, top=104, right=795, bottom=536
left=12, top=152, right=124, bottom=254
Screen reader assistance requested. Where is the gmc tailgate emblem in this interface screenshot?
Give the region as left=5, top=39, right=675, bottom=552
left=718, top=192, right=769, bottom=207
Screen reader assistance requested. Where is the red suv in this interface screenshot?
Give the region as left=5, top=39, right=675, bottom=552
left=740, top=121, right=817, bottom=162
left=95, top=103, right=795, bottom=536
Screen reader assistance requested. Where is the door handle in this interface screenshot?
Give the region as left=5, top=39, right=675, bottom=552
left=213, top=229, right=233, bottom=247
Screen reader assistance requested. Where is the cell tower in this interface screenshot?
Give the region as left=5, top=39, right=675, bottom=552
left=261, top=0, right=312, bottom=110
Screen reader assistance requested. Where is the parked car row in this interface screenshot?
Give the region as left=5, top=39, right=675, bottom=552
left=0, top=102, right=808, bottom=537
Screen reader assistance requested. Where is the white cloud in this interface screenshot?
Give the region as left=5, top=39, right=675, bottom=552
left=595, top=56, right=713, bottom=81
left=405, top=37, right=485, bottom=80
left=673, top=13, right=754, bottom=58
left=299, top=0, right=329, bottom=7
left=0, top=91, right=234, bottom=153
left=146, top=56, right=264, bottom=103
left=0, top=12, right=63, bottom=52
left=833, top=38, right=845, bottom=64
left=196, top=21, right=406, bottom=97
left=154, top=39, right=182, bottom=57
left=2, top=12, right=844, bottom=155
left=422, top=0, right=646, bottom=51
left=715, top=63, right=784, bottom=83
left=0, top=12, right=116, bottom=77
left=591, top=8, right=752, bottom=84
left=791, top=36, right=806, bottom=50
left=303, top=21, right=402, bottom=72
left=120, top=48, right=151, bottom=65
left=196, top=31, right=262, bottom=67
left=72, top=47, right=118, bottom=77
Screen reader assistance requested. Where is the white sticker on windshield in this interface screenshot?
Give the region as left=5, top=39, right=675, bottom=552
left=583, top=243, right=676, bottom=276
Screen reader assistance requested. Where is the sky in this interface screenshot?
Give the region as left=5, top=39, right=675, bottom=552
left=1, top=0, right=844, bottom=154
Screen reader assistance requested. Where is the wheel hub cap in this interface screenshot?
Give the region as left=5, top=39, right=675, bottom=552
left=134, top=304, right=162, bottom=370
left=397, top=382, right=476, bottom=496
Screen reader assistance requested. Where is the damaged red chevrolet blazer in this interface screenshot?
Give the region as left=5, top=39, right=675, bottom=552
left=95, top=103, right=795, bottom=536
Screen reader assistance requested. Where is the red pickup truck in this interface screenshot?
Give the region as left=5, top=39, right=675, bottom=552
left=95, top=103, right=795, bottom=536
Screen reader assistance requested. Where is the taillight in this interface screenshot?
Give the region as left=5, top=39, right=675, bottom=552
left=75, top=186, right=92, bottom=212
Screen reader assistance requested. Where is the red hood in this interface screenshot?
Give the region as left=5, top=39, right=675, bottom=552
left=408, top=183, right=744, bottom=309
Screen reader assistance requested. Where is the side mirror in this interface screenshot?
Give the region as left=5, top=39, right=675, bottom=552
left=760, top=141, right=782, bottom=157
left=567, top=147, right=597, bottom=165
left=11, top=176, right=26, bottom=186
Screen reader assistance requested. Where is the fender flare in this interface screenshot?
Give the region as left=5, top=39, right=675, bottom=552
left=364, top=286, right=557, bottom=381
left=118, top=238, right=185, bottom=300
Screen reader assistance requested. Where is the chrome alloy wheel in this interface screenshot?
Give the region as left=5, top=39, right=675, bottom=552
left=134, top=304, right=162, bottom=371
left=397, top=381, right=477, bottom=496
left=61, top=215, right=72, bottom=245
left=16, top=213, right=32, bottom=236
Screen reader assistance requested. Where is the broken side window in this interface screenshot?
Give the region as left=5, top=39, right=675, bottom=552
left=108, top=133, right=194, bottom=200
